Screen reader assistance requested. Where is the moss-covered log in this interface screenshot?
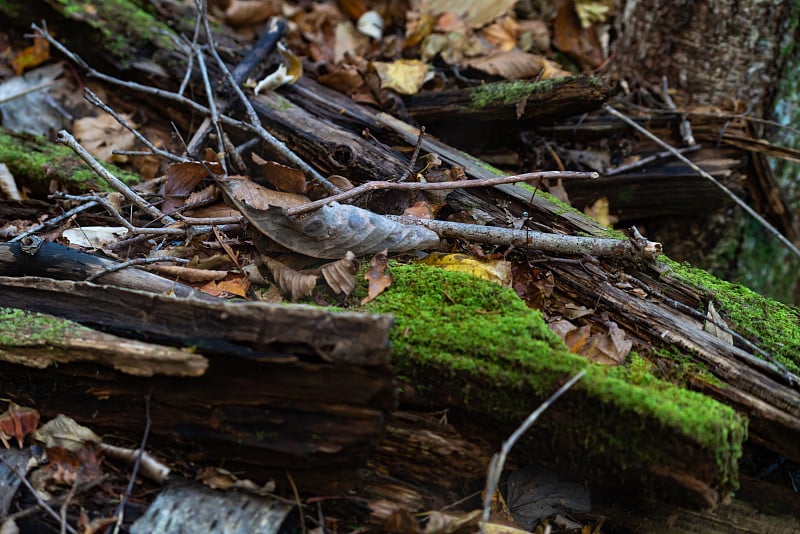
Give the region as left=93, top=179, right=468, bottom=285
left=0, top=128, right=140, bottom=195
left=361, top=265, right=747, bottom=507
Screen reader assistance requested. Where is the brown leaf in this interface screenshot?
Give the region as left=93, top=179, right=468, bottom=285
left=163, top=161, right=223, bottom=214
left=462, top=49, right=544, bottom=80
left=219, top=175, right=310, bottom=209
left=218, top=0, right=280, bottom=26
left=319, top=251, right=360, bottom=296
left=73, top=113, right=135, bottom=162
left=251, top=153, right=308, bottom=194
left=261, top=255, right=319, bottom=302
left=11, top=34, right=50, bottom=75
left=403, top=200, right=434, bottom=219
left=552, top=0, right=604, bottom=70
left=362, top=249, right=392, bottom=304
left=0, top=403, right=40, bottom=448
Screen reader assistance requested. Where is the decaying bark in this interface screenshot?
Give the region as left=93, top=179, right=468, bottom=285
left=0, top=0, right=798, bottom=527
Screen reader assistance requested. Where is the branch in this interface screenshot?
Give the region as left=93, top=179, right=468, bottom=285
left=286, top=171, right=598, bottom=216
left=603, top=104, right=800, bottom=261
left=390, top=216, right=662, bottom=260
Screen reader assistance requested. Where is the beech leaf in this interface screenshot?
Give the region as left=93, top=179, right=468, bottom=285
left=261, top=255, right=319, bottom=302
left=225, top=194, right=440, bottom=259
left=362, top=249, right=392, bottom=304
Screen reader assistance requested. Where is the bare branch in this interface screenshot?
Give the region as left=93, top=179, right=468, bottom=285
left=286, top=170, right=598, bottom=217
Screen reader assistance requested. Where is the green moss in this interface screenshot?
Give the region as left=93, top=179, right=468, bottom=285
left=0, top=307, right=91, bottom=346
left=358, top=263, right=746, bottom=492
left=0, top=130, right=140, bottom=194
left=49, top=0, right=177, bottom=67
left=470, top=80, right=537, bottom=109
left=660, top=257, right=800, bottom=375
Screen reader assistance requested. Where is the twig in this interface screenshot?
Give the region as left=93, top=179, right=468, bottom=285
left=404, top=125, right=425, bottom=178
left=60, top=477, right=80, bottom=534
left=286, top=472, right=307, bottom=534
left=391, top=216, right=662, bottom=260
left=83, top=88, right=187, bottom=163
left=33, top=24, right=258, bottom=139
left=6, top=475, right=110, bottom=524
left=113, top=393, right=152, bottom=534
left=0, top=456, right=78, bottom=534
left=9, top=201, right=99, bottom=243
left=0, top=79, right=57, bottom=105
left=480, top=371, right=586, bottom=530
left=604, top=145, right=700, bottom=176
left=100, top=443, right=171, bottom=485
left=196, top=10, right=341, bottom=196
left=56, top=131, right=176, bottom=225
left=603, top=104, right=800, bottom=261
left=86, top=257, right=190, bottom=283
left=192, top=38, right=227, bottom=172
left=178, top=6, right=203, bottom=96
left=186, top=15, right=287, bottom=155
left=622, top=272, right=797, bottom=385
left=286, top=171, right=597, bottom=216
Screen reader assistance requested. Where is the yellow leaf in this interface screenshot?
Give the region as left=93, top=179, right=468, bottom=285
left=371, top=59, right=429, bottom=95
left=420, top=253, right=511, bottom=286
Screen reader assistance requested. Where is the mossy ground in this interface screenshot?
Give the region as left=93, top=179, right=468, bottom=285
left=660, top=256, right=800, bottom=375
left=358, top=263, right=746, bottom=492
left=0, top=130, right=140, bottom=194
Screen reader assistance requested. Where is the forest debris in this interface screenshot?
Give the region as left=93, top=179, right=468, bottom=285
left=704, top=301, right=734, bottom=345
left=319, top=251, right=360, bottom=296
left=260, top=255, right=319, bottom=301
left=0, top=403, right=39, bottom=449
left=362, top=249, right=392, bottom=304
left=73, top=112, right=135, bottom=162
left=420, top=252, right=511, bottom=286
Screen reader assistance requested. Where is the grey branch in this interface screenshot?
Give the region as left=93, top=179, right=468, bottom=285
left=390, top=216, right=663, bottom=260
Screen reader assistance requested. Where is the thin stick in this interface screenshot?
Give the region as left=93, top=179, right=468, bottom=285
left=603, top=104, right=800, bottom=261
left=286, top=472, right=307, bottom=534
left=287, top=171, right=597, bottom=216
left=404, top=125, right=425, bottom=178
left=480, top=371, right=586, bottom=530
left=113, top=393, right=152, bottom=534
left=56, top=131, right=175, bottom=225
left=33, top=24, right=257, bottom=139
left=391, top=216, right=662, bottom=260
left=86, top=257, right=191, bottom=283
left=9, top=201, right=99, bottom=243
left=196, top=10, right=341, bottom=195
left=0, top=456, right=78, bottom=534
left=83, top=88, right=187, bottom=163
left=192, top=40, right=227, bottom=172
left=604, top=145, right=700, bottom=176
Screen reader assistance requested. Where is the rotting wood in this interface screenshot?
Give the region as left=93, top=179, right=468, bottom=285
left=0, top=307, right=207, bottom=377
left=2, top=0, right=799, bottom=519
left=404, top=75, right=610, bottom=146
left=0, top=276, right=396, bottom=490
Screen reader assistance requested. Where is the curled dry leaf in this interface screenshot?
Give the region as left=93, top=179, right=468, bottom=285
left=319, top=251, right=360, bottom=296
left=0, top=402, right=40, bottom=449
left=32, top=414, right=100, bottom=451
left=362, top=249, right=392, bottom=304
left=261, top=255, right=319, bottom=302
left=226, top=198, right=440, bottom=259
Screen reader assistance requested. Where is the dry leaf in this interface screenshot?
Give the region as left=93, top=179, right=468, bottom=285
left=704, top=301, right=734, bottom=344
left=219, top=175, right=310, bottom=209
left=217, top=0, right=280, bottom=26
left=371, top=59, right=429, bottom=95
left=319, top=251, right=360, bottom=296
left=421, top=252, right=511, bottom=286
left=162, top=161, right=223, bottom=214
left=0, top=403, right=40, bottom=449
left=462, top=50, right=544, bottom=80
left=403, top=200, right=434, bottom=219
left=261, top=255, right=319, bottom=301
left=362, top=249, right=392, bottom=304
left=251, top=153, right=308, bottom=194
left=415, top=0, right=518, bottom=29
left=11, top=34, right=50, bottom=75
left=584, top=197, right=618, bottom=227
left=552, top=0, right=605, bottom=70
left=224, top=198, right=440, bottom=259
left=253, top=43, right=303, bottom=93
left=32, top=414, right=100, bottom=450
left=73, top=113, right=136, bottom=162
left=482, top=17, right=520, bottom=52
